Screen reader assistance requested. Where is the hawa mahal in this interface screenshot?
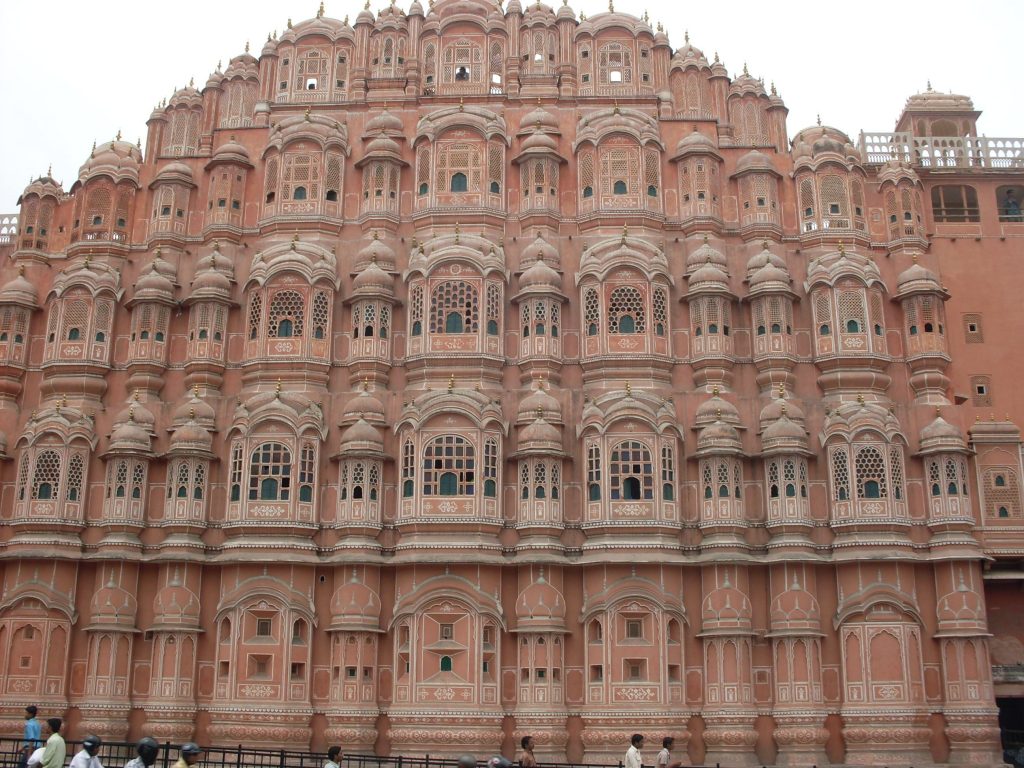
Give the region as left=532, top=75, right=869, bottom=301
left=0, top=1, right=1023, bottom=766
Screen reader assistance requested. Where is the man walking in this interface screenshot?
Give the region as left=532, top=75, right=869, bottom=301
left=20, top=706, right=42, bottom=768
left=625, top=734, right=644, bottom=768
left=40, top=718, right=65, bottom=768
left=172, top=744, right=202, bottom=768
left=124, top=738, right=159, bottom=768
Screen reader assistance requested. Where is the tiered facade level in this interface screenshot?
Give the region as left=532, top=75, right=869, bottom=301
left=1, top=2, right=1023, bottom=766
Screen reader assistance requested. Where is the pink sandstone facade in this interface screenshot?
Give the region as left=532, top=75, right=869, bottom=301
left=1, top=2, right=1023, bottom=766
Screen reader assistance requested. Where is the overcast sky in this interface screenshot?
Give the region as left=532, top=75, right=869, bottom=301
left=0, top=0, right=1020, bottom=209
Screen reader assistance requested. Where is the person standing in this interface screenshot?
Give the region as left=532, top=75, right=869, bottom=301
left=69, top=736, right=103, bottom=768
left=20, top=706, right=42, bottom=768
left=124, top=738, right=159, bottom=768
left=655, top=737, right=682, bottom=768
left=625, top=734, right=644, bottom=768
left=324, top=746, right=342, bottom=768
left=519, top=736, right=537, bottom=768
left=172, top=744, right=202, bottom=768
left=40, top=718, right=65, bottom=768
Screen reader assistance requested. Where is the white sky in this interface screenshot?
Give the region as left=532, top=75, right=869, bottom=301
left=1, top=0, right=1020, bottom=209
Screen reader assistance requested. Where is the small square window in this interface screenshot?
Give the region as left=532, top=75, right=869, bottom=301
left=346, top=666, right=357, bottom=678
left=626, top=619, right=643, bottom=639
left=290, top=662, right=304, bottom=680
left=829, top=203, right=841, bottom=215
left=256, top=618, right=272, bottom=637
left=964, top=314, right=983, bottom=343
left=970, top=375, right=992, bottom=407
left=440, top=623, right=454, bottom=640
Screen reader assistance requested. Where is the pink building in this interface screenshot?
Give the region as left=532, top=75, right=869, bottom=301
left=0, top=2, right=1022, bottom=766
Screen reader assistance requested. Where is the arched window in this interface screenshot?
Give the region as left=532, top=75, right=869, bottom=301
left=402, top=439, right=415, bottom=498
left=587, top=444, right=601, bottom=501
left=451, top=173, right=468, bottom=192
left=293, top=186, right=308, bottom=201
left=854, top=446, right=887, bottom=500
left=445, top=313, right=464, bottom=333
left=584, top=288, right=600, bottom=336
left=248, top=442, right=292, bottom=501
left=820, top=324, right=831, bottom=336
left=483, top=438, right=498, bottom=498
left=423, top=435, right=475, bottom=496
left=613, top=180, right=627, bottom=195
left=610, top=441, right=654, bottom=501
left=31, top=450, right=61, bottom=500
left=440, top=655, right=453, bottom=672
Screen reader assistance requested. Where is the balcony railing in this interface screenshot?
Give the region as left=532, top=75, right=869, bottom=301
left=859, top=132, right=1024, bottom=168
left=0, top=214, right=18, bottom=246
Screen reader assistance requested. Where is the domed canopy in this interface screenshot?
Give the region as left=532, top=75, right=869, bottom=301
left=518, top=414, right=562, bottom=452
left=132, top=263, right=176, bottom=303
left=761, top=412, right=809, bottom=455
left=748, top=262, right=792, bottom=291
left=686, top=235, right=727, bottom=274
left=904, top=87, right=975, bottom=113
left=688, top=261, right=730, bottom=293
left=733, top=149, right=779, bottom=176
left=153, top=577, right=201, bottom=628
left=696, top=418, right=742, bottom=454
left=173, top=389, right=216, bottom=428
left=895, top=256, right=944, bottom=299
left=341, top=385, right=386, bottom=426
left=352, top=257, right=395, bottom=295
left=108, top=415, right=152, bottom=454
left=329, top=574, right=382, bottom=632
left=152, top=161, right=194, bottom=186
left=78, top=138, right=143, bottom=186
left=701, top=579, right=753, bottom=633
left=89, top=576, right=138, bottom=629
left=918, top=412, right=966, bottom=455
left=695, top=389, right=740, bottom=427
left=515, top=575, right=567, bottom=632
left=673, top=128, right=720, bottom=160
left=366, top=109, right=404, bottom=136
left=745, top=241, right=787, bottom=279
left=338, top=417, right=384, bottom=456
left=116, top=393, right=156, bottom=432
left=208, top=136, right=252, bottom=168
left=357, top=232, right=397, bottom=271
left=169, top=418, right=214, bottom=454
left=0, top=268, right=39, bottom=308
left=519, top=104, right=560, bottom=135
left=519, top=253, right=562, bottom=291
left=18, top=174, right=64, bottom=204
left=518, top=384, right=561, bottom=424
left=769, top=580, right=822, bottom=634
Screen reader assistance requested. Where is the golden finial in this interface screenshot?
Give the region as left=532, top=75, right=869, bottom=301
left=287, top=17, right=293, bottom=28
left=454, top=222, right=460, bottom=244
left=267, top=32, right=272, bottom=41
left=365, top=0, right=370, bottom=8
left=83, top=256, right=91, bottom=269
left=46, top=163, right=52, bottom=177
left=448, top=374, right=455, bottom=393
left=712, top=385, right=720, bottom=396
left=625, top=381, right=632, bottom=396
left=318, top=0, right=325, bottom=17
left=608, top=0, right=613, bottom=10
left=762, top=239, right=769, bottom=250
left=613, top=100, right=620, bottom=114
left=116, top=129, right=123, bottom=141
left=136, top=137, right=142, bottom=149
left=579, top=10, right=585, bottom=19
left=18, top=264, right=25, bottom=277
left=275, top=379, right=282, bottom=397
left=304, top=106, right=312, bottom=121
left=781, top=403, right=787, bottom=416
left=856, top=393, right=865, bottom=405
left=715, top=407, right=722, bottom=419
left=926, top=80, right=933, bottom=91
left=777, top=382, right=785, bottom=398
left=193, top=383, right=200, bottom=399
left=188, top=406, right=196, bottom=421
left=684, top=29, right=689, bottom=43
left=621, top=223, right=628, bottom=243
left=363, top=376, right=370, bottom=391
left=770, top=81, right=777, bottom=96
left=837, top=240, right=845, bottom=255
left=656, top=21, right=662, bottom=32
left=702, top=233, right=709, bottom=244
left=935, top=406, right=942, bottom=417
left=816, top=113, right=822, bottom=127
left=742, top=62, right=748, bottom=76
left=642, top=9, right=648, bottom=22
left=536, top=405, right=543, bottom=419
left=459, top=97, right=465, bottom=112
left=189, top=77, right=195, bottom=88
left=291, top=233, right=298, bottom=250
left=713, top=51, right=719, bottom=63
left=128, top=405, right=136, bottom=422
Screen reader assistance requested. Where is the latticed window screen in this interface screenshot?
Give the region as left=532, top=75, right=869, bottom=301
left=66, top=455, right=84, bottom=501
left=423, top=43, right=436, bottom=83
left=264, top=158, right=279, bottom=200
left=854, top=446, right=888, bottom=499
left=970, top=375, right=992, bottom=407
left=247, top=293, right=263, bottom=339
left=164, top=109, right=201, bottom=156
left=31, top=450, right=61, bottom=500
left=889, top=446, right=905, bottom=499
left=644, top=148, right=660, bottom=195
left=267, top=290, right=305, bottom=338
left=598, top=42, right=632, bottom=84
left=312, top=291, right=330, bottom=339
left=94, top=299, right=113, bottom=342
left=442, top=40, right=483, bottom=83
left=487, top=143, right=503, bottom=192
left=579, top=150, right=595, bottom=194
left=62, top=297, right=89, bottom=341
left=869, top=292, right=886, bottom=338
left=282, top=154, right=321, bottom=201
left=248, top=442, right=292, bottom=501
left=109, top=460, right=128, bottom=498
left=294, top=49, right=329, bottom=91
left=299, top=444, right=316, bottom=501
left=422, top=435, right=475, bottom=496
left=600, top=146, right=639, bottom=197
left=610, top=441, right=654, bottom=501
left=837, top=291, right=865, bottom=332
left=16, top=452, right=29, bottom=501
left=416, top=146, right=431, bottom=193
left=486, top=283, right=501, bottom=333
left=608, top=286, right=646, bottom=334
left=430, top=281, right=479, bottom=333
left=653, top=288, right=668, bottom=335
left=800, top=179, right=816, bottom=216
left=131, top=461, right=146, bottom=498
left=220, top=80, right=257, bottom=128
left=831, top=448, right=850, bottom=501
left=984, top=469, right=1021, bottom=517
left=436, top=142, right=482, bottom=192
left=819, top=175, right=848, bottom=216
left=325, top=155, right=343, bottom=199
left=401, top=439, right=415, bottom=497
left=963, top=313, right=983, bottom=343
left=661, top=445, right=675, bottom=500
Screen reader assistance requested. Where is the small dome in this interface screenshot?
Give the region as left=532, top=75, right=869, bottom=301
left=701, top=580, right=753, bottom=631
left=78, top=138, right=143, bottom=185
left=697, top=419, right=742, bottom=453
left=745, top=241, right=787, bottom=278
left=519, top=254, right=562, bottom=290
left=761, top=413, right=808, bottom=454
left=686, top=236, right=727, bottom=274
left=904, top=87, right=974, bottom=112
left=524, top=232, right=558, bottom=266
left=330, top=574, right=382, bottom=631
left=352, top=258, right=394, bottom=294
left=363, top=133, right=403, bottom=160
left=117, top=395, right=156, bottom=431
left=357, top=233, right=397, bottom=271
left=340, top=417, right=384, bottom=450
left=366, top=109, right=404, bottom=135
left=90, top=576, right=138, bottom=628
left=675, top=128, right=717, bottom=156
left=173, top=390, right=215, bottom=427
left=556, top=0, right=575, bottom=18
left=342, top=386, right=386, bottom=424
left=153, top=577, right=201, bottom=627
left=770, top=581, right=821, bottom=632
left=191, top=263, right=233, bottom=297
left=520, top=104, right=559, bottom=134
left=168, top=84, right=202, bottom=108
left=516, top=575, right=567, bottom=630
left=0, top=269, right=38, bottom=307
left=689, top=261, right=730, bottom=290
left=695, top=391, right=740, bottom=427
left=520, top=130, right=559, bottom=153
left=749, top=262, right=791, bottom=289
left=18, top=174, right=64, bottom=204
left=169, top=419, right=213, bottom=453
left=109, top=417, right=152, bottom=452
left=519, top=385, right=561, bottom=423
left=133, top=263, right=175, bottom=301
left=154, top=161, right=193, bottom=183
left=519, top=415, right=562, bottom=448
left=760, top=392, right=805, bottom=426
left=896, top=258, right=941, bottom=290
left=211, top=136, right=251, bottom=164
left=734, top=149, right=776, bottom=175
left=919, top=412, right=966, bottom=454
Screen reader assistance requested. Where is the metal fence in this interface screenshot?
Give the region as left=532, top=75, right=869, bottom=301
left=0, top=741, right=740, bottom=768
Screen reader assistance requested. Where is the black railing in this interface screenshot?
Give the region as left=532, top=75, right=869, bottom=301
left=0, top=740, right=734, bottom=768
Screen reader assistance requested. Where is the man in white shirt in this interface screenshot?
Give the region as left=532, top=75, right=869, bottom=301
left=655, top=737, right=683, bottom=768
left=124, top=737, right=158, bottom=768
left=69, top=735, right=103, bottom=768
left=625, top=734, right=644, bottom=768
